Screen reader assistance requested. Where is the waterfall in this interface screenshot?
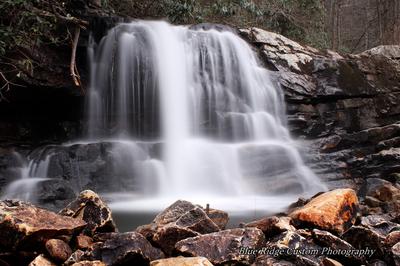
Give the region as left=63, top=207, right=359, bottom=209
left=1, top=151, right=51, bottom=203
left=87, top=21, right=326, bottom=213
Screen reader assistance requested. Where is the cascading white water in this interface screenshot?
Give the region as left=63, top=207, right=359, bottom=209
left=87, top=20, right=326, bottom=213
left=1, top=152, right=51, bottom=203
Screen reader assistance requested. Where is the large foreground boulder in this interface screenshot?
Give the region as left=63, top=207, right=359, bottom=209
left=175, top=228, right=265, bottom=265
left=0, top=200, right=86, bottom=250
left=289, top=189, right=359, bottom=234
left=137, top=200, right=220, bottom=255
left=89, top=232, right=164, bottom=265
left=60, top=190, right=116, bottom=234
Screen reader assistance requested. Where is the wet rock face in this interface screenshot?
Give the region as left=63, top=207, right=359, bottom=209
left=89, top=232, right=164, bottom=266
left=136, top=200, right=220, bottom=255
left=0, top=200, right=86, bottom=250
left=289, top=189, right=359, bottom=234
left=175, top=228, right=265, bottom=265
left=240, top=27, right=400, bottom=190
left=60, top=190, right=116, bottom=234
left=0, top=148, right=23, bottom=189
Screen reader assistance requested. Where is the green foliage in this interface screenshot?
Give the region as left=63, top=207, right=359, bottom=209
left=0, top=0, right=67, bottom=56
left=106, top=0, right=329, bottom=50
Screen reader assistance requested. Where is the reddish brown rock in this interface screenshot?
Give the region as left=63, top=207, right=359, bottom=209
left=385, top=231, right=400, bottom=247
left=150, top=256, right=214, bottom=266
left=75, top=235, right=93, bottom=250
left=137, top=200, right=220, bottom=255
left=45, top=239, right=72, bottom=263
left=0, top=200, right=86, bottom=250
left=205, top=208, right=229, bottom=230
left=175, top=228, right=265, bottom=265
left=245, top=216, right=295, bottom=237
left=152, top=224, right=199, bottom=255
left=60, top=190, right=116, bottom=234
left=90, top=232, right=164, bottom=265
left=361, top=178, right=400, bottom=202
left=289, top=189, right=359, bottom=234
left=28, top=255, right=56, bottom=266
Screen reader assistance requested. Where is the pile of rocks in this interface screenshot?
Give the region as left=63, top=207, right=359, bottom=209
left=0, top=187, right=399, bottom=266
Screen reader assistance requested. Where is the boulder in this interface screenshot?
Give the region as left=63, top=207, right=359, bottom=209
left=393, top=242, right=400, bottom=266
left=312, top=229, right=355, bottom=250
left=150, top=256, right=214, bottom=266
left=175, top=228, right=265, bottom=265
left=360, top=178, right=400, bottom=202
left=264, top=230, right=322, bottom=265
left=360, top=215, right=400, bottom=236
left=289, top=189, right=359, bottom=234
left=152, top=225, right=200, bottom=256
left=75, top=235, right=94, bottom=250
left=45, top=239, right=72, bottom=263
left=60, top=190, right=116, bottom=234
left=137, top=200, right=220, bottom=255
left=245, top=216, right=295, bottom=237
left=28, top=255, right=56, bottom=266
left=385, top=231, right=400, bottom=247
left=312, top=229, right=364, bottom=264
left=0, top=200, right=85, bottom=250
left=342, top=226, right=383, bottom=258
left=89, top=232, right=164, bottom=265
left=205, top=208, right=229, bottom=230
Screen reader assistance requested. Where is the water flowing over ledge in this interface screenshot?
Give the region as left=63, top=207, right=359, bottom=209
left=86, top=20, right=326, bottom=213
left=2, top=21, right=326, bottom=216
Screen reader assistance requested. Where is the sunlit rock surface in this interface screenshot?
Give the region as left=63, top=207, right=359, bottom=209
left=60, top=190, right=116, bottom=234
left=289, top=189, right=359, bottom=234
left=0, top=200, right=85, bottom=250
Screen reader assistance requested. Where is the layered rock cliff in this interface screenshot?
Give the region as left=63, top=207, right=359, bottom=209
left=241, top=27, right=400, bottom=190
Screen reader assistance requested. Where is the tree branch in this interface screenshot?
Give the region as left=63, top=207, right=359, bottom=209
left=70, top=26, right=83, bottom=92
